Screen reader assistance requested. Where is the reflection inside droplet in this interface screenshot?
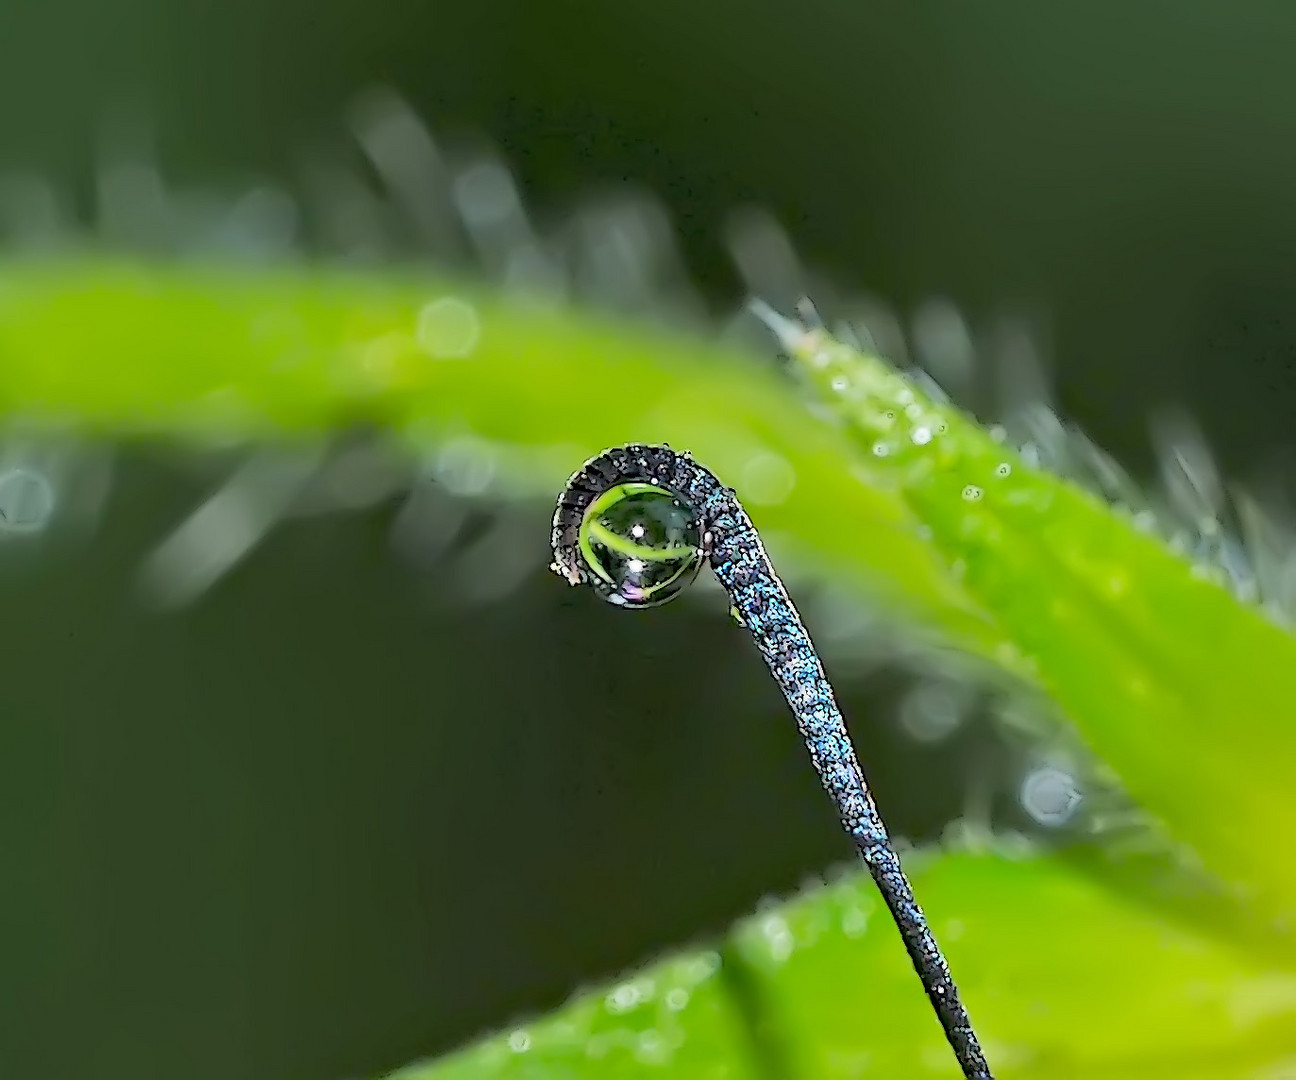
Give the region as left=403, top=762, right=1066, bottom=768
left=580, top=484, right=702, bottom=608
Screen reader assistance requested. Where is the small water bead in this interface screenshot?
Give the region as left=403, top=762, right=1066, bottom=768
left=995, top=462, right=1012, bottom=478
left=912, top=426, right=932, bottom=446
left=417, top=296, right=480, bottom=358
left=1020, top=766, right=1083, bottom=826
left=606, top=981, right=644, bottom=1013
left=760, top=913, right=794, bottom=962
left=962, top=484, right=983, bottom=502
left=740, top=450, right=796, bottom=506
left=0, top=467, right=56, bottom=533
left=872, top=441, right=891, bottom=457
left=664, top=987, right=690, bottom=1011
left=579, top=483, right=702, bottom=607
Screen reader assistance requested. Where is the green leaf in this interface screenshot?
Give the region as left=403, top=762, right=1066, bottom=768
left=770, top=316, right=1296, bottom=930
left=394, top=851, right=1296, bottom=1079
left=0, top=257, right=997, bottom=654
left=6, top=259, right=1295, bottom=1072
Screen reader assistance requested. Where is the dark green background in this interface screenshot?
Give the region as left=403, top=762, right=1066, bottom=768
left=1, top=3, right=1294, bottom=1078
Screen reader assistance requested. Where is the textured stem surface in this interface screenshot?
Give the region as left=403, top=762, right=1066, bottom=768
left=552, top=443, right=992, bottom=1079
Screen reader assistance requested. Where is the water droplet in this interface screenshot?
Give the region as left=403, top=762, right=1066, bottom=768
left=898, top=682, right=968, bottom=742
left=606, top=981, right=643, bottom=1014
left=684, top=952, right=721, bottom=982
left=507, top=1029, right=531, bottom=1053
left=911, top=426, right=932, bottom=446
left=664, top=987, right=690, bottom=1011
left=840, top=905, right=870, bottom=938
left=1020, top=766, right=1083, bottom=826
left=740, top=451, right=796, bottom=506
left=0, top=467, right=55, bottom=533
left=872, top=441, right=891, bottom=457
left=995, top=462, right=1012, bottom=477
left=962, top=485, right=983, bottom=502
left=636, top=1030, right=667, bottom=1064
left=435, top=437, right=495, bottom=495
left=580, top=484, right=702, bottom=607
left=760, top=913, right=794, bottom=962
left=417, top=296, right=480, bottom=358
left=830, top=374, right=849, bottom=392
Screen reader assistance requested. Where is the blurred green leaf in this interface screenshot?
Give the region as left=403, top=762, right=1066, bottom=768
left=396, top=851, right=1296, bottom=1079
left=776, top=319, right=1296, bottom=932
left=0, top=257, right=998, bottom=652
left=5, top=259, right=1296, bottom=1074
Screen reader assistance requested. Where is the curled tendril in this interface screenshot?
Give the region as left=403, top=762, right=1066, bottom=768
left=551, top=442, right=994, bottom=1080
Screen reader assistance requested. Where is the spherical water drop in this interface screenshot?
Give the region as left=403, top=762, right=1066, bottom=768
left=1020, top=766, right=1082, bottom=826
left=898, top=682, right=967, bottom=742
left=740, top=450, right=796, bottom=506
left=0, top=467, right=55, bottom=533
left=580, top=484, right=702, bottom=607
left=995, top=462, right=1012, bottom=478
left=761, top=913, right=794, bottom=962
left=962, top=484, right=983, bottom=502
left=606, top=981, right=642, bottom=1013
left=872, top=441, right=891, bottom=457
left=912, top=426, right=932, bottom=446
left=417, top=296, right=480, bottom=358
left=664, top=987, right=690, bottom=1011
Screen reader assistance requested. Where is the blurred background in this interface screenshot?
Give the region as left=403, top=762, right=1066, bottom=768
left=1, top=2, right=1296, bottom=1077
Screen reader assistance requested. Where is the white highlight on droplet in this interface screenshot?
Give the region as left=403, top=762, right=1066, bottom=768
left=1020, top=766, right=1083, bottom=826
left=911, top=426, right=932, bottom=446
left=417, top=296, right=480, bottom=358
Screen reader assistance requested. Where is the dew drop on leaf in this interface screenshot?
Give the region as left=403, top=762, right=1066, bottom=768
left=0, top=467, right=55, bottom=534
